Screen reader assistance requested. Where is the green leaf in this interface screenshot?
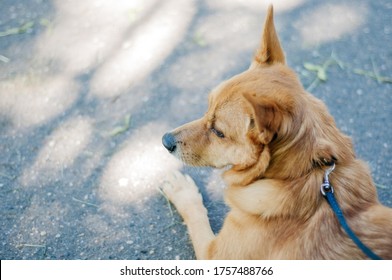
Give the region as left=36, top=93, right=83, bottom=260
left=110, top=114, right=132, bottom=137
left=19, top=21, right=34, bottom=33
left=317, top=68, right=327, bottom=81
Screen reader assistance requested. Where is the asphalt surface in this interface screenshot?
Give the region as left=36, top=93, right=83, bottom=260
left=0, top=0, right=391, bottom=260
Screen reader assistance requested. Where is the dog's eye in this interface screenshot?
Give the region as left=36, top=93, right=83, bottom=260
left=211, top=127, right=225, bottom=138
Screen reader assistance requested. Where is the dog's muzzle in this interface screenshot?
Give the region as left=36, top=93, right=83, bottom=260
left=162, top=133, right=177, bottom=153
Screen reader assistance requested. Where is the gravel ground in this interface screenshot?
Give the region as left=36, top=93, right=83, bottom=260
left=0, top=0, right=391, bottom=260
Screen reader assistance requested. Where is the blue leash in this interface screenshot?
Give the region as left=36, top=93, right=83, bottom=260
left=320, top=163, right=382, bottom=260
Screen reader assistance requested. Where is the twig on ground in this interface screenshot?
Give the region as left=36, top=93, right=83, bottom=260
left=375, top=183, right=389, bottom=189
left=16, top=243, right=46, bottom=249
left=72, top=197, right=99, bottom=208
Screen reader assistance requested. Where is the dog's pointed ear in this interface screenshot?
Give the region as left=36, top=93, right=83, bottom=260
left=244, top=93, right=282, bottom=144
left=252, top=5, right=285, bottom=66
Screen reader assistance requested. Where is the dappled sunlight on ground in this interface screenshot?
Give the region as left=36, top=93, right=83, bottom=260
left=166, top=10, right=259, bottom=92
left=99, top=122, right=182, bottom=206
left=90, top=0, right=196, bottom=98
left=33, top=0, right=196, bottom=98
left=0, top=73, right=79, bottom=129
left=295, top=3, right=367, bottom=46
left=20, top=117, right=94, bottom=187
left=35, top=0, right=157, bottom=75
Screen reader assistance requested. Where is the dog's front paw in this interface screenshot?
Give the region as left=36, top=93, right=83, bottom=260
left=161, top=171, right=204, bottom=214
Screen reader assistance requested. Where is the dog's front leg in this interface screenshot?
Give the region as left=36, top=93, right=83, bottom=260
left=162, top=171, right=215, bottom=259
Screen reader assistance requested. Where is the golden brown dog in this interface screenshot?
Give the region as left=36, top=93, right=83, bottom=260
left=161, top=6, right=392, bottom=259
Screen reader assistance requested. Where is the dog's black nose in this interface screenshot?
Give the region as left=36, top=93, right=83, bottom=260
left=162, top=133, right=177, bottom=153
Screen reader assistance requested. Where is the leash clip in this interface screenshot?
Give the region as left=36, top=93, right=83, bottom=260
left=319, top=161, right=383, bottom=259
left=320, top=162, right=335, bottom=196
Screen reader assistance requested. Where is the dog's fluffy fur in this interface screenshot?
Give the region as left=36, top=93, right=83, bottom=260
left=162, top=6, right=392, bottom=259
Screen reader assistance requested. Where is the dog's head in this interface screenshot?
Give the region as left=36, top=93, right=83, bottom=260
left=162, top=6, right=353, bottom=185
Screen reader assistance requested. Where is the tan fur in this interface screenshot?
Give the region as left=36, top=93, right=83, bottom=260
left=162, top=5, right=392, bottom=259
